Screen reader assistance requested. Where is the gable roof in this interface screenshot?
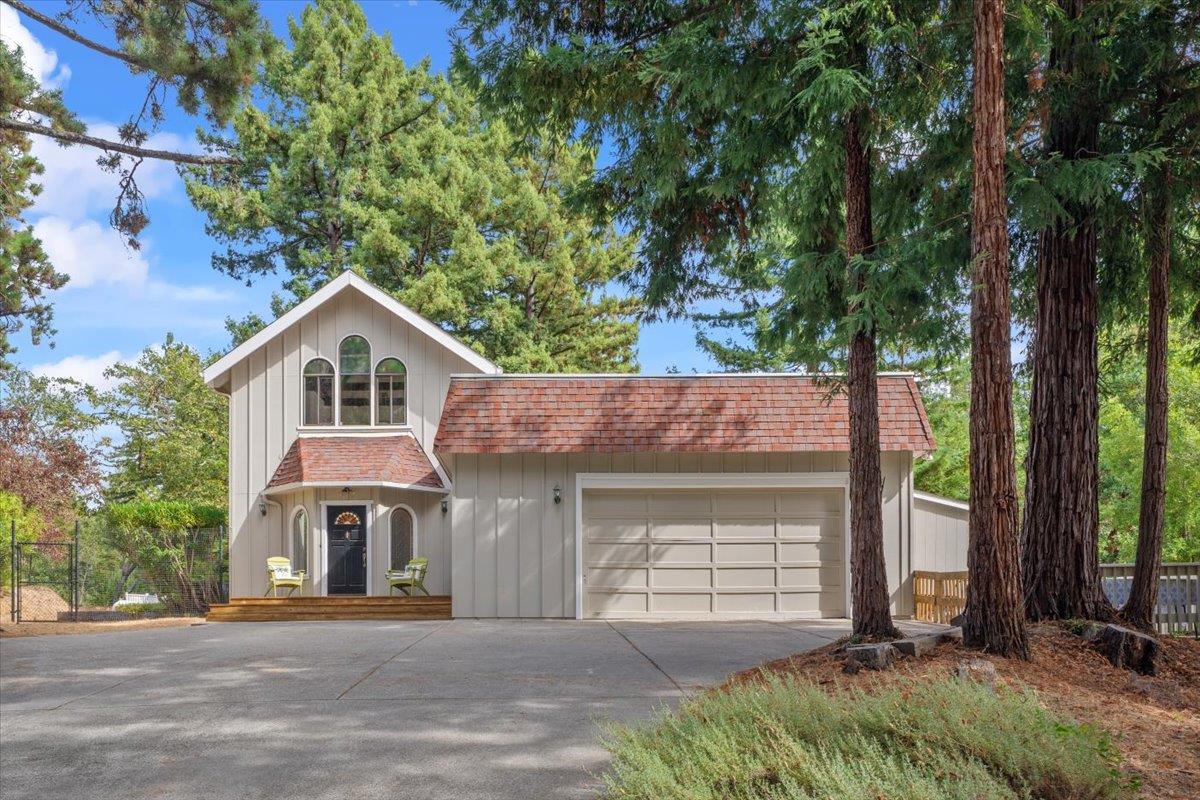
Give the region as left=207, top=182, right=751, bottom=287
left=433, top=374, right=935, bottom=455
left=202, top=272, right=500, bottom=390
left=264, top=434, right=448, bottom=495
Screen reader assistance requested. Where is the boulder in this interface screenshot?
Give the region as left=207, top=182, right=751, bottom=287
left=845, top=643, right=897, bottom=671
left=893, top=633, right=941, bottom=658
left=954, top=658, right=998, bottom=686
left=1088, top=623, right=1159, bottom=676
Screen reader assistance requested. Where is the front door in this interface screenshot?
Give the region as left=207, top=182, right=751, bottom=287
left=327, top=505, right=367, bottom=595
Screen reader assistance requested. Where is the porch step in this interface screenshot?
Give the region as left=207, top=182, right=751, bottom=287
left=206, top=595, right=451, bottom=622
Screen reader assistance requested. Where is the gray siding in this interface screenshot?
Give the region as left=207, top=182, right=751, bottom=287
left=447, top=451, right=915, bottom=618
left=912, top=493, right=969, bottom=572
left=227, top=285, right=481, bottom=597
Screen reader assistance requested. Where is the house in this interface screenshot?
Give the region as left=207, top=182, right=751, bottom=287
left=203, top=272, right=945, bottom=619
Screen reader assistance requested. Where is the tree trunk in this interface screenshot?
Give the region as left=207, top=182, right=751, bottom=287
left=844, top=109, right=899, bottom=640
left=1021, top=0, right=1113, bottom=622
left=963, top=0, right=1028, bottom=657
left=1124, top=171, right=1170, bottom=631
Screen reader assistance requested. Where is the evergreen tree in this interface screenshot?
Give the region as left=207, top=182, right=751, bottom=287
left=186, top=0, right=637, bottom=373
left=453, top=0, right=971, bottom=636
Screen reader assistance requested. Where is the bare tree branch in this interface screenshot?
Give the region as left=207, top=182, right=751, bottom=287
left=0, top=117, right=242, bottom=166
left=2, top=0, right=148, bottom=71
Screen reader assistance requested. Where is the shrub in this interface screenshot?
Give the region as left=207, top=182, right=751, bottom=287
left=599, top=676, right=1129, bottom=800
left=114, top=603, right=166, bottom=615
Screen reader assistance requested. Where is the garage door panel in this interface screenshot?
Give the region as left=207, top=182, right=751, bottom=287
left=653, top=593, right=711, bottom=613
left=583, top=487, right=845, bottom=618
left=715, top=518, right=775, bottom=538
left=779, top=540, right=843, bottom=562
left=651, top=519, right=711, bottom=538
left=585, top=519, right=648, bottom=540
left=715, top=542, right=775, bottom=563
left=588, top=542, right=647, bottom=563
left=651, top=542, right=711, bottom=563
left=779, top=518, right=841, bottom=539
left=716, top=567, right=776, bottom=588
left=653, top=567, right=711, bottom=588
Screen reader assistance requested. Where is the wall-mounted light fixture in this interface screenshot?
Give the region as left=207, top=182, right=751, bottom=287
left=553, top=484, right=562, bottom=505
left=258, top=498, right=267, bottom=517
left=441, top=498, right=449, bottom=514
left=342, top=486, right=352, bottom=494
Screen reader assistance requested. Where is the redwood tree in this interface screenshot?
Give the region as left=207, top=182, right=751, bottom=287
left=962, top=0, right=1027, bottom=656
left=1020, top=0, right=1113, bottom=621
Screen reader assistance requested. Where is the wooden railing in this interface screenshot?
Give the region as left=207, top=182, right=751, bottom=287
left=912, top=564, right=1199, bottom=635
left=913, top=570, right=967, bottom=624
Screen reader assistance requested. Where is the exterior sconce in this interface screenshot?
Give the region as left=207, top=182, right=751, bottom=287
left=441, top=498, right=449, bottom=514
left=553, top=484, right=562, bottom=505
left=257, top=498, right=267, bottom=516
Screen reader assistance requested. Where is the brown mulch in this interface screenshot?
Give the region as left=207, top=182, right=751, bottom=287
left=0, top=617, right=200, bottom=638
left=729, top=623, right=1200, bottom=800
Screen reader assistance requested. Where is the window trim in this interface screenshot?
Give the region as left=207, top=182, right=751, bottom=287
left=289, top=505, right=310, bottom=577
left=301, top=357, right=336, bottom=426
left=388, top=504, right=419, bottom=572
left=337, top=334, right=373, bottom=426
left=374, top=357, right=408, bottom=426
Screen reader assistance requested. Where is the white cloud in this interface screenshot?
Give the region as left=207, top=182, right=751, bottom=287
left=31, top=350, right=125, bottom=390
left=146, top=281, right=236, bottom=302
left=29, top=122, right=187, bottom=221
left=0, top=4, right=71, bottom=88
left=33, top=216, right=150, bottom=288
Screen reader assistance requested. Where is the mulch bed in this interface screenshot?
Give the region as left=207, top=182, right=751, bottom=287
left=729, top=623, right=1200, bottom=800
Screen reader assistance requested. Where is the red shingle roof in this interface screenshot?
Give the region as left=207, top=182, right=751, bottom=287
left=265, top=435, right=446, bottom=492
left=433, top=375, right=934, bottom=455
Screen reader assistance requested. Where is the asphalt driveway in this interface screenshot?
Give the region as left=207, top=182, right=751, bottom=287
left=1, top=618, right=886, bottom=799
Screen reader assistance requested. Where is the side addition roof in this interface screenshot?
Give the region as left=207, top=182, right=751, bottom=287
left=433, top=374, right=935, bottom=455
left=202, top=271, right=500, bottom=391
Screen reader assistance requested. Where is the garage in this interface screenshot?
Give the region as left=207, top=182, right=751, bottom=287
left=582, top=486, right=846, bottom=619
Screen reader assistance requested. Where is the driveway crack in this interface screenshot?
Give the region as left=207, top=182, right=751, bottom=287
left=336, top=621, right=449, bottom=700
left=605, top=621, right=687, bottom=696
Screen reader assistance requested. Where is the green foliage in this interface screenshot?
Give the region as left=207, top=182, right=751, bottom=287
left=103, top=501, right=225, bottom=533
left=600, top=676, right=1129, bottom=800
left=99, top=335, right=228, bottom=508
left=0, top=491, right=42, bottom=590
left=0, top=42, right=72, bottom=364
left=186, top=0, right=639, bottom=372
left=113, top=602, right=166, bottom=615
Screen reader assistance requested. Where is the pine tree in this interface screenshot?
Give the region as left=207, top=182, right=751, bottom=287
left=186, top=0, right=638, bottom=372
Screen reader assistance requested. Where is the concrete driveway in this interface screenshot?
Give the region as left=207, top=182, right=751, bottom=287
left=0, top=618, right=879, bottom=799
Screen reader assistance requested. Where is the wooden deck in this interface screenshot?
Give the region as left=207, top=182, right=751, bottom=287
left=206, top=595, right=451, bottom=622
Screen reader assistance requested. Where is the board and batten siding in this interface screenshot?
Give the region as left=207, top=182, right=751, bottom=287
left=447, top=450, right=915, bottom=618
left=226, top=286, right=482, bottom=597
left=912, top=491, right=969, bottom=572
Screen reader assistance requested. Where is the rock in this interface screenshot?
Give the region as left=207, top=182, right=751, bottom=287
left=1079, top=622, right=1108, bottom=641
left=841, top=657, right=863, bottom=675
left=954, top=658, right=998, bottom=686
left=1091, top=623, right=1159, bottom=676
left=940, top=627, right=964, bottom=643
left=949, top=613, right=965, bottom=627
left=893, top=633, right=941, bottom=658
left=845, top=643, right=896, bottom=671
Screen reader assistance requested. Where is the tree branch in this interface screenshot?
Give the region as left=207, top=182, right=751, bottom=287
left=2, top=0, right=149, bottom=71
left=0, top=117, right=242, bottom=165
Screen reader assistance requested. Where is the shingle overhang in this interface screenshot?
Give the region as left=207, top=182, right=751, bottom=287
left=264, top=435, right=448, bottom=494
left=433, top=374, right=935, bottom=455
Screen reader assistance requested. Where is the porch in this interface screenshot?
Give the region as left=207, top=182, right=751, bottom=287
left=206, top=595, right=451, bottom=622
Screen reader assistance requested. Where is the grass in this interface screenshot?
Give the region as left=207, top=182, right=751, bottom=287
left=599, top=676, right=1132, bottom=800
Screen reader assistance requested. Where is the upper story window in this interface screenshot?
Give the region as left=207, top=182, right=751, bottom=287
left=375, top=358, right=407, bottom=425
left=339, top=335, right=371, bottom=425
left=302, top=358, right=334, bottom=425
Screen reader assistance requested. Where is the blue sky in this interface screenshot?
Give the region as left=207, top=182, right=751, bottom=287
left=4, top=0, right=719, bottom=388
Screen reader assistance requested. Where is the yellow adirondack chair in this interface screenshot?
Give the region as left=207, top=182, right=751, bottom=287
left=265, top=556, right=306, bottom=597
left=386, top=557, right=429, bottom=596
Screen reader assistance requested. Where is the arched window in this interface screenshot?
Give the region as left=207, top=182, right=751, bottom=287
left=339, top=335, right=371, bottom=425
left=375, top=358, right=407, bottom=425
left=389, top=506, right=415, bottom=570
left=302, top=359, right=334, bottom=425
left=290, top=507, right=309, bottom=574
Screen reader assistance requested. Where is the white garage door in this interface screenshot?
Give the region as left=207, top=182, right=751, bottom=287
left=582, top=488, right=846, bottom=618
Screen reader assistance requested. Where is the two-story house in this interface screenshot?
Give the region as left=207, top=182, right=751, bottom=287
left=203, top=272, right=948, bottom=620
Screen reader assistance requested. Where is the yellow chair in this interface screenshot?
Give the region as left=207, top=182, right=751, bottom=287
left=265, top=556, right=306, bottom=597
left=386, top=557, right=429, bottom=596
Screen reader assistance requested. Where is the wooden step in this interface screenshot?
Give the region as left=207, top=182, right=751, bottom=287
left=206, top=595, right=451, bottom=622
left=228, top=595, right=449, bottom=606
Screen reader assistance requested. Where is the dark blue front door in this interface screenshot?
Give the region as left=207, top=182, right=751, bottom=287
left=327, top=505, right=367, bottom=595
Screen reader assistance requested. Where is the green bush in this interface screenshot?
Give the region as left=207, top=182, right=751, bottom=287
left=114, top=603, right=166, bottom=615
left=599, top=676, right=1130, bottom=800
